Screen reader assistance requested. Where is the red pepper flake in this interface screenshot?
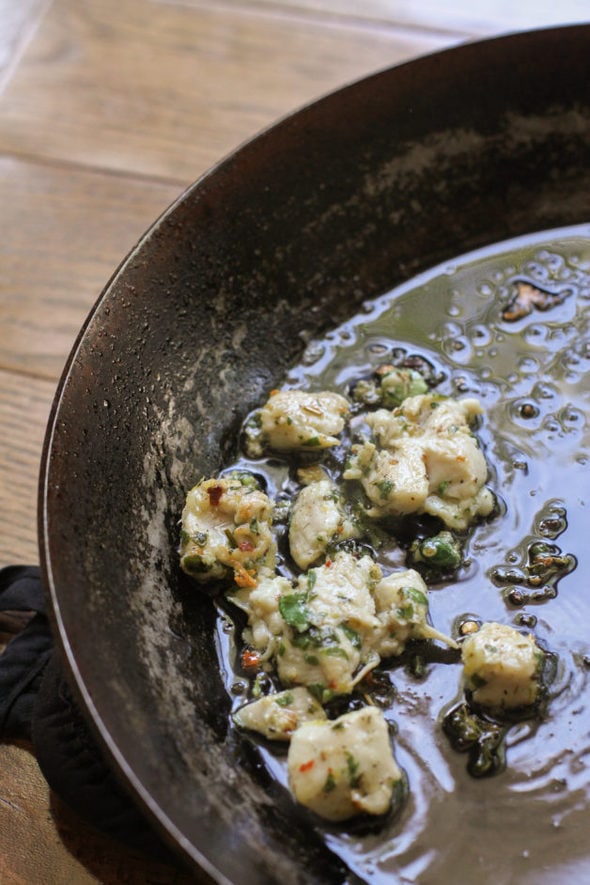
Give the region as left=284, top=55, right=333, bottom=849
left=299, top=760, right=315, bottom=773
left=238, top=540, right=255, bottom=552
left=241, top=649, right=261, bottom=669
left=325, top=559, right=332, bottom=568
left=207, top=485, right=224, bottom=506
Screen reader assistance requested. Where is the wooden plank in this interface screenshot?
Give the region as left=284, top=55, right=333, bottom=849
left=0, top=0, right=50, bottom=91
left=0, top=156, right=181, bottom=381
left=0, top=0, right=458, bottom=182
left=180, top=0, right=590, bottom=35
left=0, top=369, right=54, bottom=565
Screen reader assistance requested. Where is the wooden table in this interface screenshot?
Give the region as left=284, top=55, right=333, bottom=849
left=0, top=1, right=587, bottom=881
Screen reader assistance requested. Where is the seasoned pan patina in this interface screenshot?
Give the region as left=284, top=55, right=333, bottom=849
left=40, top=25, right=590, bottom=884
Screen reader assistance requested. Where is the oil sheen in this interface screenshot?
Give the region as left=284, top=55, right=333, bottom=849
left=220, top=224, right=590, bottom=884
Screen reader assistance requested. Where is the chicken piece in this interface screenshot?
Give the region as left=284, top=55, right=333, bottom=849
left=422, top=486, right=495, bottom=532
left=345, top=440, right=429, bottom=518
left=179, top=473, right=274, bottom=585
left=230, top=573, right=291, bottom=663
left=287, top=706, right=403, bottom=821
left=344, top=393, right=494, bottom=530
left=373, top=568, right=457, bottom=658
left=461, top=621, right=545, bottom=710
left=233, top=687, right=326, bottom=741
left=245, top=389, right=350, bottom=456
left=288, top=479, right=360, bottom=569
left=233, top=551, right=453, bottom=699
left=276, top=552, right=382, bottom=699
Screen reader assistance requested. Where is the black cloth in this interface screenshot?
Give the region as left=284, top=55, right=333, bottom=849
left=0, top=565, right=176, bottom=863
left=0, top=566, right=52, bottom=740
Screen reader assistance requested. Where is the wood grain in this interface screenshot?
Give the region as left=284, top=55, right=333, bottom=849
left=0, top=156, right=181, bottom=381
left=0, top=369, right=53, bottom=565
left=0, top=0, right=458, bottom=182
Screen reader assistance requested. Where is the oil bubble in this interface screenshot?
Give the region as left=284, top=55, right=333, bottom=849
left=523, top=324, right=548, bottom=344
left=231, top=680, right=249, bottom=696
left=531, top=381, right=558, bottom=401
left=470, top=324, right=492, bottom=345
left=517, top=356, right=540, bottom=375
left=301, top=341, right=325, bottom=365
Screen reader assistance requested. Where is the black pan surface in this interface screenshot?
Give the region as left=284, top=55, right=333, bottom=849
left=40, top=24, right=590, bottom=884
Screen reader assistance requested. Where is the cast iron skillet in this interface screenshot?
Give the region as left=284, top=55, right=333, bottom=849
left=40, top=24, right=590, bottom=884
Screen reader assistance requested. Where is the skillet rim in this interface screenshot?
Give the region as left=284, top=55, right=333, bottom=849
left=38, top=21, right=590, bottom=880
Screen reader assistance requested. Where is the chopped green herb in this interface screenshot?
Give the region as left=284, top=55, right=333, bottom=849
left=376, top=479, right=394, bottom=498
left=346, top=752, right=361, bottom=788
left=308, top=683, right=335, bottom=704
left=247, top=413, right=262, bottom=429
left=275, top=692, right=294, bottom=707
left=291, top=625, right=334, bottom=651
left=323, top=771, right=337, bottom=793
left=341, top=623, right=362, bottom=649
left=291, top=632, right=313, bottom=650
left=227, top=470, right=259, bottom=489
left=443, top=701, right=507, bottom=778
left=180, top=553, right=210, bottom=575
left=320, top=646, right=349, bottom=660
left=412, top=532, right=462, bottom=570
left=279, top=593, right=311, bottom=632
left=396, top=603, right=415, bottom=620
left=402, top=586, right=428, bottom=608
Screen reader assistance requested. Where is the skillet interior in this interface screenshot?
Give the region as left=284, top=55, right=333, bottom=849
left=40, top=24, right=590, bottom=884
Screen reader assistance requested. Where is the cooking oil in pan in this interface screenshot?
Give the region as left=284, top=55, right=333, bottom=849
left=216, top=224, right=590, bottom=884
